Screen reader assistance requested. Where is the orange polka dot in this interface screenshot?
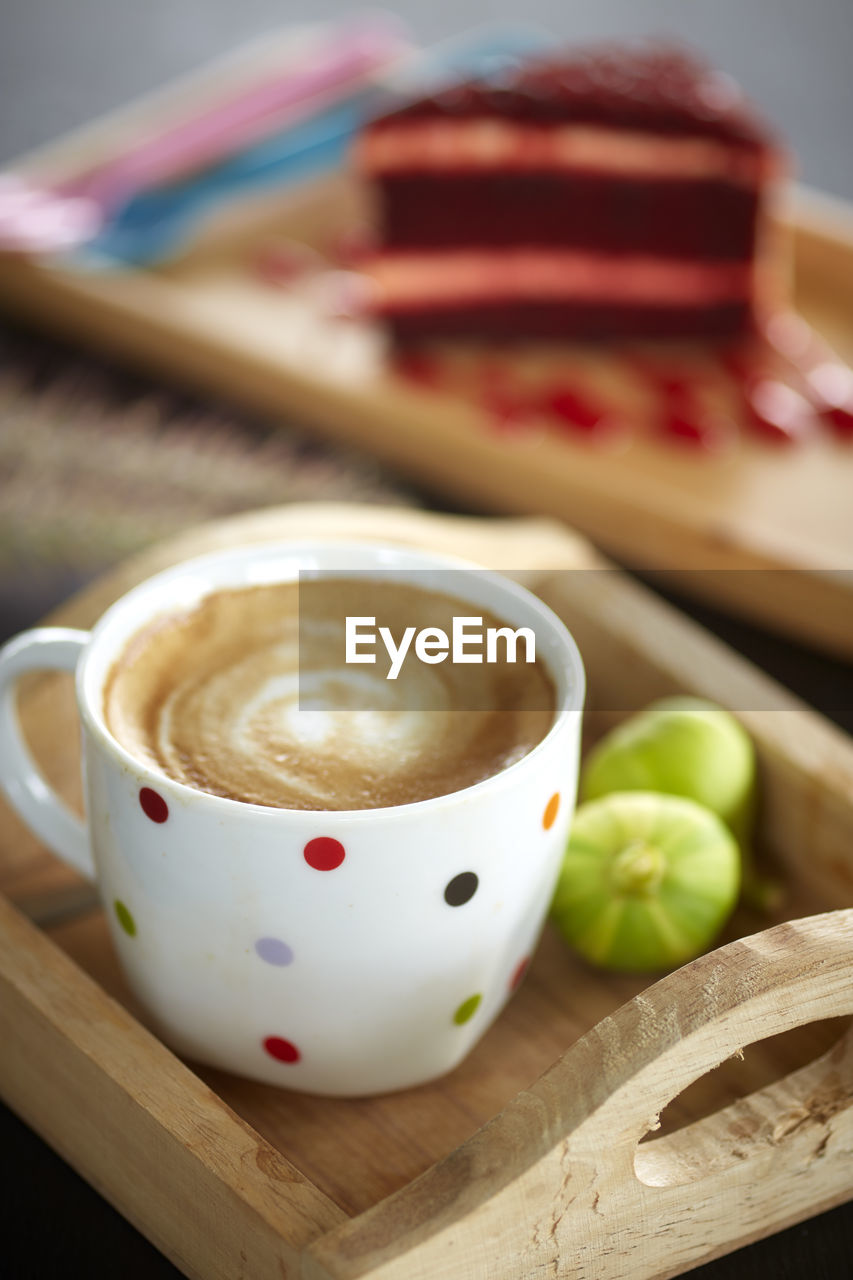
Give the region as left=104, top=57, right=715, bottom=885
left=543, top=792, right=560, bottom=830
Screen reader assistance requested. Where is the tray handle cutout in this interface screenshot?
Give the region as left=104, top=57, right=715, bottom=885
left=632, top=1018, right=853, bottom=1188
left=583, top=915, right=853, bottom=1192
left=559, top=910, right=853, bottom=1189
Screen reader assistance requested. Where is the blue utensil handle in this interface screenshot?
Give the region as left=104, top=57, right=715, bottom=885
left=77, top=24, right=552, bottom=268
left=88, top=104, right=364, bottom=265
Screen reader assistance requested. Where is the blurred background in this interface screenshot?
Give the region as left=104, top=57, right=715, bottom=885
left=1, top=0, right=852, bottom=641
left=2, top=0, right=853, bottom=198
left=3, top=0, right=845, bottom=675
left=2, top=0, right=851, bottom=672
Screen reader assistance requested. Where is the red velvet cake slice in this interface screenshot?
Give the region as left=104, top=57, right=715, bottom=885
left=354, top=45, right=786, bottom=343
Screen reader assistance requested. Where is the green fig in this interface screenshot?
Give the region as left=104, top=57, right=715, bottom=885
left=581, top=698, right=776, bottom=910
left=551, top=791, right=741, bottom=972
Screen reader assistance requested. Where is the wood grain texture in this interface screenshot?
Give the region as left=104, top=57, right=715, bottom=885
left=1, top=503, right=851, bottom=1280
left=303, top=912, right=853, bottom=1280
left=0, top=49, right=851, bottom=653
left=40, top=875, right=849, bottom=1226
left=0, top=893, right=346, bottom=1280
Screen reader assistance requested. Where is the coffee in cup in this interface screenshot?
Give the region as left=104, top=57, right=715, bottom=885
left=103, top=577, right=556, bottom=811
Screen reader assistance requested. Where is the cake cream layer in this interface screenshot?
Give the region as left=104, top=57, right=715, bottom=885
left=367, top=250, right=752, bottom=312
left=358, top=120, right=772, bottom=184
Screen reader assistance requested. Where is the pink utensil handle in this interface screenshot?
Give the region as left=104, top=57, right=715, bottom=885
left=64, top=15, right=408, bottom=209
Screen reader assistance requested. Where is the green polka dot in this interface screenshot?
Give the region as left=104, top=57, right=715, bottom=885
left=114, top=899, right=137, bottom=938
left=453, top=993, right=482, bottom=1026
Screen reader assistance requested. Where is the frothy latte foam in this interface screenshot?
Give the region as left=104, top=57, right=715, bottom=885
left=103, top=579, right=555, bottom=810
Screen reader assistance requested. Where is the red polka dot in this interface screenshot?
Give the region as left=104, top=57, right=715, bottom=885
left=139, top=787, right=168, bottom=823
left=510, top=957, right=530, bottom=992
left=303, top=836, right=345, bottom=871
left=263, top=1036, right=301, bottom=1064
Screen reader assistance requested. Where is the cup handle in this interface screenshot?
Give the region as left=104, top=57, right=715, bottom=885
left=0, top=627, right=94, bottom=880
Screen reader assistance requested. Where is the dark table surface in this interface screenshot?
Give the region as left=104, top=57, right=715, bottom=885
left=1, top=1, right=852, bottom=1275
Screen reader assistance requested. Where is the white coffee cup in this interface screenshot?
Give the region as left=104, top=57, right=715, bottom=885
left=0, top=541, right=585, bottom=1095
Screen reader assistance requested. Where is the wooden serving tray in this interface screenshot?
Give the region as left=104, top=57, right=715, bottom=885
left=1, top=503, right=852, bottom=1280
left=0, top=33, right=851, bottom=656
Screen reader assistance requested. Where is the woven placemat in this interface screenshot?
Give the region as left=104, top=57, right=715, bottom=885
left=0, top=324, right=419, bottom=577
left=0, top=323, right=421, bottom=637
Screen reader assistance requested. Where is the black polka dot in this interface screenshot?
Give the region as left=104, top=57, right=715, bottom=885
left=444, top=871, right=479, bottom=907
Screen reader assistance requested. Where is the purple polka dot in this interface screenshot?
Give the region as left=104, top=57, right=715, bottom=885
left=255, top=937, right=294, bottom=966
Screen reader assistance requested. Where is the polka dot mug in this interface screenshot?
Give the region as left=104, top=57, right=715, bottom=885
left=0, top=542, right=585, bottom=1095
